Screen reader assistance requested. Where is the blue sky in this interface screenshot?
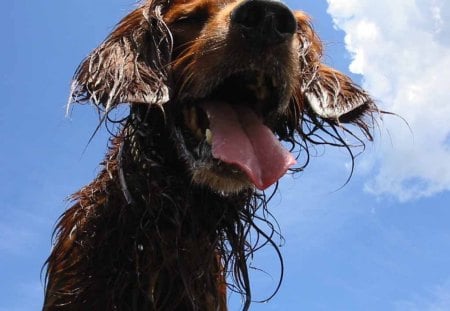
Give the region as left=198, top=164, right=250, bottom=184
left=2, top=0, right=450, bottom=310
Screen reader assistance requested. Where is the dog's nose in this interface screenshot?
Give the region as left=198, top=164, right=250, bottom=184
left=231, top=0, right=297, bottom=46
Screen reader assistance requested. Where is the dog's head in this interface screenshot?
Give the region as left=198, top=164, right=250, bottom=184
left=70, top=0, right=377, bottom=193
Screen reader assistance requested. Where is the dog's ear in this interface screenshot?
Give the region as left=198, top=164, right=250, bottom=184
left=303, top=65, right=376, bottom=123
left=294, top=11, right=376, bottom=125
left=70, top=3, right=172, bottom=110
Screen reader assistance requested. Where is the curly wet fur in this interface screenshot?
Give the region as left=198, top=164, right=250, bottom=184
left=43, top=1, right=380, bottom=310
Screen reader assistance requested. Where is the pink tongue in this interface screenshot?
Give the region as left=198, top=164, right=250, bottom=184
left=201, top=101, right=296, bottom=190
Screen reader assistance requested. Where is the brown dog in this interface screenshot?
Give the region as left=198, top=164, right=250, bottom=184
left=43, top=0, right=377, bottom=310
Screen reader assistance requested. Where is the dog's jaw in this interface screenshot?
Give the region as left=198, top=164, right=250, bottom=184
left=171, top=66, right=299, bottom=193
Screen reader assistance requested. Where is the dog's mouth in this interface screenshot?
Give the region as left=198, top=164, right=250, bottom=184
left=175, top=71, right=296, bottom=193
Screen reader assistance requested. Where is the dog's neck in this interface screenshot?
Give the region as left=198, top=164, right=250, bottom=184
left=87, top=105, right=236, bottom=309
left=44, top=105, right=267, bottom=310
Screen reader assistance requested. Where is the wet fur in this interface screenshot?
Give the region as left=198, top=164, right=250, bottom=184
left=43, top=0, right=379, bottom=310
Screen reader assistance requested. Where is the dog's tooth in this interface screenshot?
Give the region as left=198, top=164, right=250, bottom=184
left=205, top=129, right=212, bottom=144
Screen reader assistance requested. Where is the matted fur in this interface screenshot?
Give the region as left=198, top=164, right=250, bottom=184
left=44, top=0, right=380, bottom=310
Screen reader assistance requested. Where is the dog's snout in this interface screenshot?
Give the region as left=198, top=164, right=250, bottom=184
left=231, top=0, right=297, bottom=46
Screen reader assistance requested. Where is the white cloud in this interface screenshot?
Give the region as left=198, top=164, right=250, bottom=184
left=327, top=0, right=450, bottom=201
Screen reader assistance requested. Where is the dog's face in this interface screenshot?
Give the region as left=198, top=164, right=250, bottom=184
left=165, top=0, right=301, bottom=192
left=71, top=0, right=377, bottom=194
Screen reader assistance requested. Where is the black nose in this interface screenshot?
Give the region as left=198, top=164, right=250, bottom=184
left=231, top=0, right=297, bottom=46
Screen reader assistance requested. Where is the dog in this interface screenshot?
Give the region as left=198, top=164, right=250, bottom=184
left=43, top=0, right=378, bottom=310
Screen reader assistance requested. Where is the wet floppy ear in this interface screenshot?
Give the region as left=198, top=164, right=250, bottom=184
left=293, top=10, right=376, bottom=124
left=303, top=65, right=376, bottom=123
left=69, top=4, right=172, bottom=111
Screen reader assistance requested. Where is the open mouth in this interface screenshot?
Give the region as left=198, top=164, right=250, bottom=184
left=176, top=71, right=296, bottom=192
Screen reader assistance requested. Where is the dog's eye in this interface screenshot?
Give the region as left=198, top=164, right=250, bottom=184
left=174, top=10, right=208, bottom=24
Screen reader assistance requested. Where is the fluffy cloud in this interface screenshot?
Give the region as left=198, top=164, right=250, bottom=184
left=327, top=0, right=450, bottom=201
